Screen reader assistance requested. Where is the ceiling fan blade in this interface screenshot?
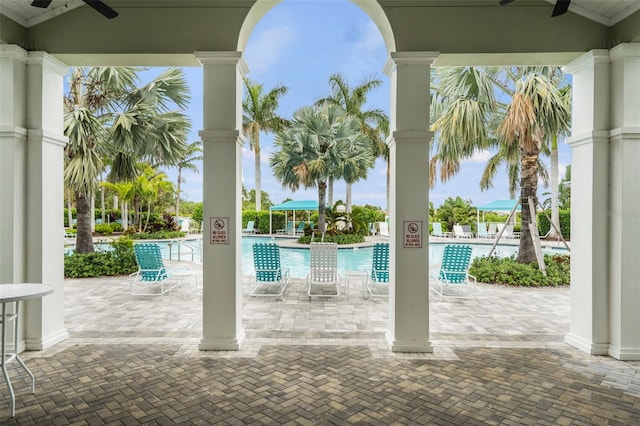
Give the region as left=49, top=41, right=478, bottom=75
left=551, top=0, right=571, bottom=17
left=499, top=0, right=516, bottom=5
left=81, top=0, right=119, bottom=19
left=31, top=0, right=53, bottom=7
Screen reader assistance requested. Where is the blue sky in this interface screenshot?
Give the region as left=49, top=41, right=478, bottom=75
left=168, top=0, right=572, bottom=210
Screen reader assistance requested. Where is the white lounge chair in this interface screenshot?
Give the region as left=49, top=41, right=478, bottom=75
left=453, top=225, right=473, bottom=239
left=378, top=221, right=390, bottom=238
left=431, top=222, right=452, bottom=238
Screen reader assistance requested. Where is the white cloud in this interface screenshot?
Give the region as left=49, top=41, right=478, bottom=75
left=463, top=150, right=493, bottom=164
left=244, top=25, right=296, bottom=76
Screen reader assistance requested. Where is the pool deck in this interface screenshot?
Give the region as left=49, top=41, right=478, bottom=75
left=7, top=261, right=639, bottom=424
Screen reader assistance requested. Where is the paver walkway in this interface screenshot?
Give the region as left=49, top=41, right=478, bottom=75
left=3, top=272, right=639, bottom=424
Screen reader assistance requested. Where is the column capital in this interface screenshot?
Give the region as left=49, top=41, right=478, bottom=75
left=26, top=52, right=69, bottom=77
left=564, top=49, right=610, bottom=75
left=199, top=129, right=244, bottom=146
left=194, top=51, right=249, bottom=75
left=384, top=51, right=439, bottom=75
left=28, top=129, right=68, bottom=148
left=566, top=130, right=610, bottom=147
left=609, top=43, right=640, bottom=61
left=0, top=44, right=28, bottom=62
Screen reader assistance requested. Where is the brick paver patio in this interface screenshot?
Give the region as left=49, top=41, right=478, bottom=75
left=3, top=270, right=639, bottom=424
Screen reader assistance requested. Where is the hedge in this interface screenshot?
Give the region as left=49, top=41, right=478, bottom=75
left=537, top=210, right=570, bottom=239
left=242, top=210, right=285, bottom=234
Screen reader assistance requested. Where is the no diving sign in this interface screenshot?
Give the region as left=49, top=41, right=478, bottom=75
left=210, top=217, right=229, bottom=244
left=403, top=221, right=423, bottom=248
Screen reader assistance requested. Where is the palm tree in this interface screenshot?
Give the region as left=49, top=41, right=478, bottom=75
left=174, top=140, right=203, bottom=218
left=430, top=66, right=570, bottom=263
left=242, top=77, right=290, bottom=211
left=101, top=181, right=135, bottom=230
left=64, top=67, right=191, bottom=253
left=270, top=105, right=374, bottom=231
left=133, top=165, right=175, bottom=233
left=315, top=73, right=389, bottom=212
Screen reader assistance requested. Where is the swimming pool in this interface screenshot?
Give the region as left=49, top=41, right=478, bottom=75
left=70, top=236, right=568, bottom=279
left=157, top=236, right=568, bottom=279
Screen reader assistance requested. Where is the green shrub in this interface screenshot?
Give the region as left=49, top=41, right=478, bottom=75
left=537, top=210, right=571, bottom=239
left=94, top=223, right=113, bottom=235
left=242, top=210, right=285, bottom=234
left=469, top=254, right=570, bottom=287
left=110, top=222, right=123, bottom=232
left=64, top=237, right=137, bottom=278
left=297, top=233, right=365, bottom=245
left=128, top=231, right=186, bottom=240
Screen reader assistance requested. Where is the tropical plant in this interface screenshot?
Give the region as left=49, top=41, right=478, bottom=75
left=174, top=140, right=203, bottom=218
left=558, top=165, right=571, bottom=210
left=242, top=77, right=290, bottom=211
left=315, top=73, right=389, bottom=211
left=270, top=104, right=374, bottom=231
left=132, top=165, right=175, bottom=233
left=430, top=66, right=570, bottom=263
left=100, top=181, right=135, bottom=230
left=64, top=67, right=191, bottom=253
left=435, top=196, right=477, bottom=232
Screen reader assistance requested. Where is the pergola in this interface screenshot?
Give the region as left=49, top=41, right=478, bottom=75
left=268, top=200, right=318, bottom=234
left=1, top=0, right=639, bottom=360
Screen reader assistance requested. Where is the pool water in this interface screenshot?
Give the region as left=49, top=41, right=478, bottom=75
left=239, top=237, right=567, bottom=279
left=84, top=236, right=568, bottom=279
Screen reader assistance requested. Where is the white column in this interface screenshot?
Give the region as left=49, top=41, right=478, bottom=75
left=24, top=52, right=69, bottom=349
left=564, top=50, right=610, bottom=356
left=607, top=43, right=640, bottom=360
left=383, top=52, right=437, bottom=353
left=0, top=45, right=28, bottom=285
left=196, top=52, right=246, bottom=350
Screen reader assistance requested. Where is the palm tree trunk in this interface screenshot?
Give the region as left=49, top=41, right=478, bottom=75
left=75, top=192, right=94, bottom=254
left=254, top=143, right=262, bottom=211
left=100, top=186, right=105, bottom=224
left=328, top=177, right=334, bottom=206
left=66, top=189, right=73, bottom=229
left=346, top=182, right=353, bottom=213
left=90, top=195, right=96, bottom=232
left=517, top=149, right=539, bottom=264
left=122, top=201, right=128, bottom=230
left=317, top=180, right=327, bottom=233
left=549, top=136, right=560, bottom=238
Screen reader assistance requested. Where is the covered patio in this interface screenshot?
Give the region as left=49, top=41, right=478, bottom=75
left=1, top=0, right=639, bottom=368
left=9, top=275, right=639, bottom=423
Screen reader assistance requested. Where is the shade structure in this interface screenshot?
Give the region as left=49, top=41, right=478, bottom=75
left=269, top=200, right=318, bottom=234
left=477, top=199, right=521, bottom=212
left=476, top=199, right=521, bottom=225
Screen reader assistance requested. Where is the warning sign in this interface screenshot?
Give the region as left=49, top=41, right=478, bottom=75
left=403, top=221, right=423, bottom=248
left=210, top=217, right=229, bottom=244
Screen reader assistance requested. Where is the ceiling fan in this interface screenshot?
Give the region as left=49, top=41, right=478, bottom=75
left=31, top=0, right=118, bottom=19
left=499, top=0, right=571, bottom=17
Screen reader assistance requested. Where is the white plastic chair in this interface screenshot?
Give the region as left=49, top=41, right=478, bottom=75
left=307, top=243, right=341, bottom=297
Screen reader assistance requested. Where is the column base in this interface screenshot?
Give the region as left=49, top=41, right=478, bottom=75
left=608, top=345, right=640, bottom=361
left=565, top=333, right=609, bottom=356
left=25, top=329, right=69, bottom=351
left=385, top=332, right=433, bottom=353
left=199, top=329, right=246, bottom=351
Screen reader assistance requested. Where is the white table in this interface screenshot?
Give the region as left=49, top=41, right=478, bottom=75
left=0, top=284, right=54, bottom=417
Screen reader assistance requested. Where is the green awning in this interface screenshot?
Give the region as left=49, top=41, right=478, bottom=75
left=477, top=199, right=521, bottom=212
left=269, top=200, right=318, bottom=211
